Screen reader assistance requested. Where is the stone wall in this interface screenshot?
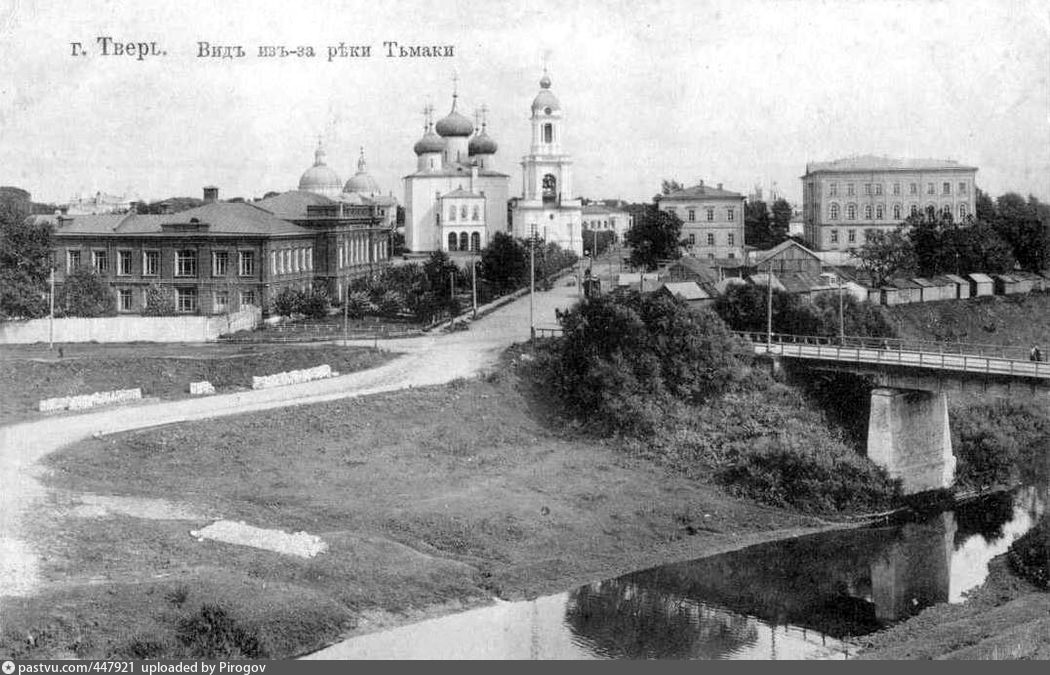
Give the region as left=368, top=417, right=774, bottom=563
left=0, top=307, right=261, bottom=344
left=39, top=388, right=142, bottom=413
left=251, top=365, right=334, bottom=390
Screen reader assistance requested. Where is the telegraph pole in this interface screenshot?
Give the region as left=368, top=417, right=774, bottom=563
left=529, top=224, right=536, bottom=339
left=766, top=260, right=773, bottom=352
left=48, top=265, right=55, bottom=350
left=471, top=253, right=478, bottom=319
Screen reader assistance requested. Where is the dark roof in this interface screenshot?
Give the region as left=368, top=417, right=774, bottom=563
left=751, top=239, right=820, bottom=267
left=255, top=190, right=334, bottom=220
left=658, top=183, right=744, bottom=200
left=804, top=155, right=977, bottom=174
left=660, top=281, right=710, bottom=301
left=51, top=202, right=313, bottom=237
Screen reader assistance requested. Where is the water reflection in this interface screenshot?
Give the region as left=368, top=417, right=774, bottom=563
left=306, top=485, right=1045, bottom=660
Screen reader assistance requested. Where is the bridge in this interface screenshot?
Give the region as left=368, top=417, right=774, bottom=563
left=737, top=332, right=1050, bottom=495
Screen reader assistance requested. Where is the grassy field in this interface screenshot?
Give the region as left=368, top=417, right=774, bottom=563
left=1, top=369, right=831, bottom=660
left=0, top=342, right=393, bottom=425
left=888, top=291, right=1050, bottom=349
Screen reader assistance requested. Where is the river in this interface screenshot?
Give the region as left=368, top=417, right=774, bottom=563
left=306, top=484, right=1046, bottom=660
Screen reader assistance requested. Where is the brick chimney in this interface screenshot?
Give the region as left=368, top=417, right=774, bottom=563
left=203, top=186, right=219, bottom=203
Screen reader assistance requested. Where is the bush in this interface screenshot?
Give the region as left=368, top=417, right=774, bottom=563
left=175, top=604, right=267, bottom=659
left=271, top=288, right=302, bottom=318
left=527, top=291, right=753, bottom=436
left=1007, top=515, right=1049, bottom=589
left=951, top=400, right=1050, bottom=489
left=142, top=284, right=176, bottom=316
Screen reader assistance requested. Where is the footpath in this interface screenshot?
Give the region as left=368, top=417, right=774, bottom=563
left=0, top=281, right=581, bottom=598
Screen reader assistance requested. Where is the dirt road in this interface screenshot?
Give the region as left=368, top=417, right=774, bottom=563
left=0, top=282, right=581, bottom=599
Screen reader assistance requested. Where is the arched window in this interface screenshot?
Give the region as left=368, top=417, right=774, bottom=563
left=460, top=232, right=469, bottom=250
left=926, top=204, right=936, bottom=218
left=448, top=232, right=457, bottom=251
left=959, top=203, right=968, bottom=219
left=472, top=206, right=480, bottom=221
left=542, top=123, right=553, bottom=144
left=941, top=203, right=952, bottom=217
left=875, top=204, right=884, bottom=220
left=864, top=204, right=872, bottom=220
left=448, top=206, right=456, bottom=222
left=470, top=232, right=480, bottom=251
left=542, top=174, right=557, bottom=202
left=893, top=204, right=902, bottom=220
left=461, top=205, right=468, bottom=220
left=910, top=204, right=919, bottom=217
left=846, top=203, right=857, bottom=220
left=829, top=203, right=840, bottom=220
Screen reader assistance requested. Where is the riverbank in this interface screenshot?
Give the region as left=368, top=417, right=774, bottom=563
left=0, top=369, right=858, bottom=660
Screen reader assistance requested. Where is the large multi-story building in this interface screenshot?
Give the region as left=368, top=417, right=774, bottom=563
left=582, top=202, right=633, bottom=243
left=39, top=186, right=391, bottom=315
left=656, top=181, right=746, bottom=260
left=801, top=155, right=978, bottom=251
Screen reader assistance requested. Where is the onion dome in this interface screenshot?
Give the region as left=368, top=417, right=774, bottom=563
left=468, top=124, right=498, bottom=155
left=344, top=147, right=380, bottom=194
left=435, top=92, right=474, bottom=137
left=531, top=71, right=561, bottom=114
left=413, top=123, right=445, bottom=155
left=298, top=142, right=342, bottom=194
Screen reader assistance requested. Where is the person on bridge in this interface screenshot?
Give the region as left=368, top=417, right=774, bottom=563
left=1030, top=344, right=1042, bottom=362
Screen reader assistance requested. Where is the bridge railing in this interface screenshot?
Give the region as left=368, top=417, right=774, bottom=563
left=736, top=331, right=1050, bottom=379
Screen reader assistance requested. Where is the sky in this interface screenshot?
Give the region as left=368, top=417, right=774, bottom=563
left=1, top=0, right=1048, bottom=206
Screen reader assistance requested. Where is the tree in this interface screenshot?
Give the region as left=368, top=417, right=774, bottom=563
left=744, top=200, right=772, bottom=248
left=854, top=225, right=915, bottom=287
left=479, top=232, right=528, bottom=293
left=57, top=268, right=116, bottom=317
left=975, top=188, right=997, bottom=223
left=660, top=179, right=684, bottom=195
left=625, top=204, right=682, bottom=271
left=769, top=199, right=793, bottom=245
left=142, top=284, right=176, bottom=316
left=0, top=200, right=53, bottom=320
left=297, top=285, right=330, bottom=319
left=995, top=192, right=1048, bottom=272
left=271, top=287, right=301, bottom=318
left=712, top=283, right=824, bottom=336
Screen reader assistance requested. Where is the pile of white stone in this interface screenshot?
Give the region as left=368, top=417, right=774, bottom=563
left=39, top=388, right=142, bottom=413
left=190, top=520, right=328, bottom=558
left=251, top=364, right=335, bottom=390
left=189, top=381, right=215, bottom=395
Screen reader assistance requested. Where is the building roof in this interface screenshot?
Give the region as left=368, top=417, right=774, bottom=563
left=532, top=72, right=561, bottom=113
left=888, top=277, right=922, bottom=290
left=968, top=273, right=995, bottom=283
left=659, top=182, right=744, bottom=201
left=666, top=256, right=723, bottom=285
left=403, top=163, right=509, bottom=179
left=255, top=190, right=334, bottom=220
left=661, top=281, right=711, bottom=301
left=442, top=188, right=484, bottom=199
left=804, top=155, right=977, bottom=174
left=51, top=202, right=313, bottom=237
left=750, top=239, right=820, bottom=267
left=943, top=274, right=970, bottom=285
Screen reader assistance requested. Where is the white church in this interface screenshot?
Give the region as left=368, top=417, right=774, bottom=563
left=403, top=71, right=583, bottom=256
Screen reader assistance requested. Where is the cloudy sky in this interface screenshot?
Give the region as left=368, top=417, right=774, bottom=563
left=1, top=0, right=1047, bottom=206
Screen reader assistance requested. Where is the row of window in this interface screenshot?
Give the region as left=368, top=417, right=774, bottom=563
left=825, top=180, right=969, bottom=198
left=113, top=287, right=257, bottom=313
left=268, top=247, right=314, bottom=276
left=828, top=202, right=968, bottom=221
left=686, top=232, right=737, bottom=247
left=584, top=220, right=614, bottom=230
left=337, top=238, right=385, bottom=269
left=447, top=231, right=483, bottom=252
left=447, top=204, right=483, bottom=223
left=67, top=249, right=257, bottom=278
left=666, top=206, right=736, bottom=222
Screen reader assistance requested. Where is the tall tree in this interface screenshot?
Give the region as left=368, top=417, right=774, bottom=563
left=0, top=201, right=53, bottom=320
left=975, top=188, right=997, bottom=223
left=995, top=192, right=1048, bottom=271
left=769, top=198, right=793, bottom=245
left=57, top=268, right=116, bottom=317
left=479, top=231, right=528, bottom=293
left=744, top=199, right=771, bottom=248
left=625, top=204, right=683, bottom=271
left=854, top=225, right=915, bottom=287
left=660, top=179, right=684, bottom=196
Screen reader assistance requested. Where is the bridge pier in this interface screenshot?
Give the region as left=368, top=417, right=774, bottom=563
left=867, top=388, right=956, bottom=494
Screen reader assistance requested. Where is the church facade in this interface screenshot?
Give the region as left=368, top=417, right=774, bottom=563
left=403, top=91, right=510, bottom=254
left=509, top=72, right=583, bottom=256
